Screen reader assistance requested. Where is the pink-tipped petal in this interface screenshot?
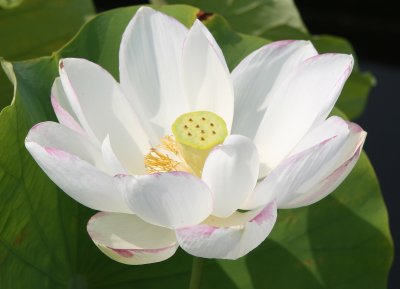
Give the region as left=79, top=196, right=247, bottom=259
left=176, top=201, right=277, bottom=259
left=279, top=122, right=367, bottom=208
left=26, top=121, right=102, bottom=166
left=51, top=78, right=84, bottom=134
left=242, top=117, right=366, bottom=210
left=25, top=144, right=131, bottom=213
left=116, top=172, right=213, bottom=229
left=232, top=40, right=318, bottom=139
left=25, top=122, right=131, bottom=213
left=182, top=20, right=234, bottom=131
left=87, top=212, right=178, bottom=265
left=119, top=7, right=189, bottom=142
left=253, top=53, right=354, bottom=170
left=242, top=128, right=350, bottom=210
left=202, top=135, right=259, bottom=217
left=59, top=57, right=149, bottom=175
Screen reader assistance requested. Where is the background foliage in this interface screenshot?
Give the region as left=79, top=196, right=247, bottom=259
left=0, top=0, right=94, bottom=109
left=0, top=2, right=393, bottom=289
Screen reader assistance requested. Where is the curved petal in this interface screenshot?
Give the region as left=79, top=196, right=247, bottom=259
left=87, top=212, right=178, bottom=265
left=202, top=135, right=259, bottom=217
left=25, top=122, right=131, bottom=213
left=176, top=201, right=277, bottom=259
left=117, top=172, right=213, bottom=229
left=59, top=57, right=149, bottom=175
left=101, top=135, right=127, bottom=176
left=119, top=7, right=189, bottom=143
left=242, top=129, right=350, bottom=209
left=26, top=121, right=102, bottom=165
left=231, top=40, right=317, bottom=139
left=51, top=78, right=84, bottom=134
left=253, top=53, right=354, bottom=170
left=288, top=116, right=350, bottom=155
left=183, top=20, right=234, bottom=130
left=279, top=122, right=366, bottom=208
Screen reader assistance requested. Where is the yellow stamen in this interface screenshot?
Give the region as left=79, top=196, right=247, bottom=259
left=144, top=135, right=192, bottom=174
left=144, top=148, right=180, bottom=174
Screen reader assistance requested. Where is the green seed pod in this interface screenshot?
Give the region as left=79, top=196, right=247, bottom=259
left=172, top=111, right=228, bottom=176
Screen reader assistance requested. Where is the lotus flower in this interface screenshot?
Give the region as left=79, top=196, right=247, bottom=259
left=25, top=7, right=366, bottom=265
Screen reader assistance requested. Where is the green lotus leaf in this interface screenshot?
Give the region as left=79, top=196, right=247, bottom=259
left=0, top=0, right=94, bottom=109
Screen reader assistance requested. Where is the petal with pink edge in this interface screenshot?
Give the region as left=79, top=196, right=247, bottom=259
left=280, top=122, right=366, bottom=208
left=87, top=212, right=178, bottom=265
left=116, top=172, right=213, bottom=229
left=176, top=201, right=277, bottom=260
left=25, top=122, right=131, bottom=213
left=231, top=40, right=317, bottom=139
left=253, top=53, right=354, bottom=170
left=59, top=57, right=149, bottom=175
left=51, top=78, right=84, bottom=134
left=202, top=135, right=259, bottom=218
left=242, top=129, right=350, bottom=210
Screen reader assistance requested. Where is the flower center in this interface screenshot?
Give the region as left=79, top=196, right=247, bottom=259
left=144, top=111, right=228, bottom=176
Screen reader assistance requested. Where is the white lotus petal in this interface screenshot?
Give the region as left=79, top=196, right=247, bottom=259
left=119, top=7, right=189, bottom=143
left=280, top=122, right=366, bottom=208
left=25, top=122, right=130, bottom=213
left=242, top=130, right=350, bottom=210
left=231, top=40, right=317, bottom=139
left=183, top=20, right=234, bottom=130
left=253, top=53, right=354, bottom=170
left=26, top=121, right=102, bottom=165
left=117, top=172, right=213, bottom=229
left=87, top=212, right=178, bottom=265
left=51, top=78, right=84, bottom=134
left=176, top=201, right=277, bottom=259
left=59, top=58, right=149, bottom=174
left=281, top=116, right=351, bottom=190
left=101, top=135, right=127, bottom=176
left=289, top=116, right=350, bottom=155
left=202, top=135, right=259, bottom=217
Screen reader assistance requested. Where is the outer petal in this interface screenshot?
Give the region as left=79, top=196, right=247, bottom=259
left=117, top=172, right=213, bottom=229
left=289, top=116, right=350, bottom=155
left=176, top=201, right=277, bottom=260
left=202, top=135, right=259, bottom=217
left=119, top=7, right=189, bottom=143
left=253, top=53, right=354, bottom=170
left=87, top=212, right=178, bottom=265
left=183, top=20, right=234, bottom=131
left=59, top=58, right=149, bottom=175
left=242, top=118, right=366, bottom=210
left=279, top=122, right=366, bottom=208
left=242, top=129, right=349, bottom=209
left=231, top=40, right=317, bottom=139
left=25, top=122, right=131, bottom=213
left=51, top=78, right=84, bottom=134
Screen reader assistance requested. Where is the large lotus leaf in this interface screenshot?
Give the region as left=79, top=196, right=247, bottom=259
left=0, top=5, right=392, bottom=289
left=0, top=0, right=94, bottom=110
left=151, top=0, right=307, bottom=36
